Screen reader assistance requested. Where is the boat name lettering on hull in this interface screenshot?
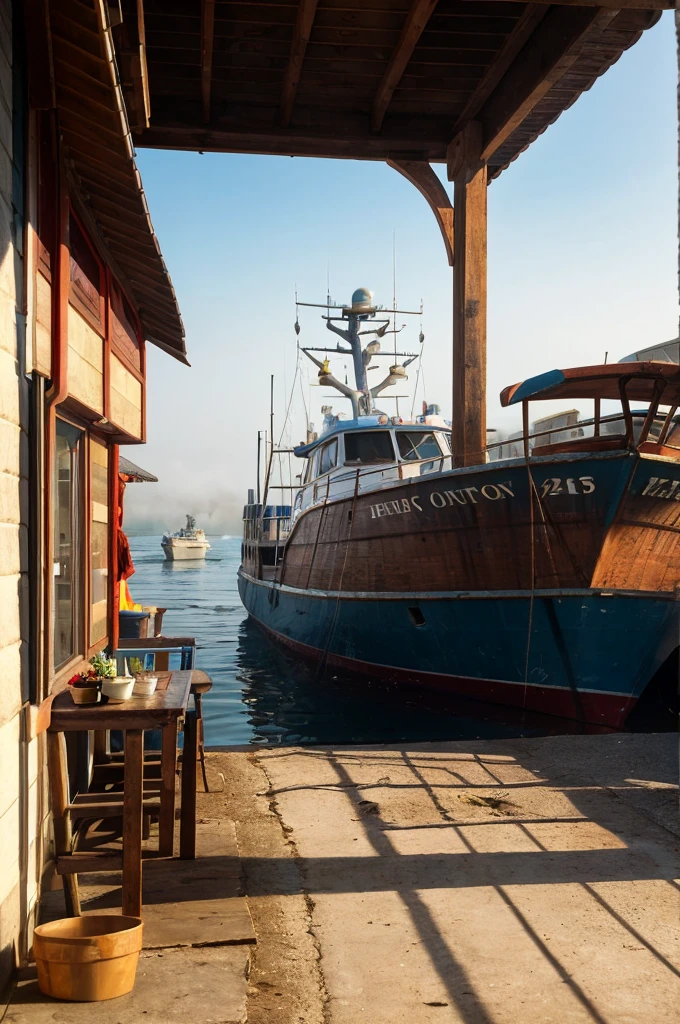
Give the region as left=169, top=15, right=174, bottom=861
left=641, top=477, right=680, bottom=500
left=368, top=482, right=515, bottom=519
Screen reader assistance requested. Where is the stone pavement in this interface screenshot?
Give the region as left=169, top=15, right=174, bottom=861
left=220, top=733, right=680, bottom=1024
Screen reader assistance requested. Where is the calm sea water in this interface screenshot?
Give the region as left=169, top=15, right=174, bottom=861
left=127, top=536, right=672, bottom=746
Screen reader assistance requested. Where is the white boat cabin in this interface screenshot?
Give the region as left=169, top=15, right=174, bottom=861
left=293, top=415, right=453, bottom=515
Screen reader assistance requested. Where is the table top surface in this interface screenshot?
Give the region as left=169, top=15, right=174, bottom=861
left=48, top=670, right=193, bottom=731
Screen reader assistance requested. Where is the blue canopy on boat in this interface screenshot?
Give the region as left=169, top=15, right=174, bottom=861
left=501, top=362, right=680, bottom=408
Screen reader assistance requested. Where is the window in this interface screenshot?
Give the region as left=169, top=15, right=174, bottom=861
left=344, top=431, right=395, bottom=464
left=53, top=419, right=84, bottom=670
left=396, top=431, right=442, bottom=462
left=90, top=439, right=109, bottom=646
left=319, top=439, right=338, bottom=475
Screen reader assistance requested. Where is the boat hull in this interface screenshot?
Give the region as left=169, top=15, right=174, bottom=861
left=162, top=540, right=210, bottom=561
left=237, top=573, right=678, bottom=730
left=239, top=448, right=680, bottom=728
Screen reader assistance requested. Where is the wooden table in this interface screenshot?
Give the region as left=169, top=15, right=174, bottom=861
left=47, top=669, right=197, bottom=919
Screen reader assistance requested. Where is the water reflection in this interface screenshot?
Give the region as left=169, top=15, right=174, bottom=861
left=128, top=536, right=676, bottom=747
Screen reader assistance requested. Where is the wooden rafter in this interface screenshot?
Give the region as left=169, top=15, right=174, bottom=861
left=114, top=0, right=150, bottom=131
left=279, top=0, right=319, bottom=128
left=24, top=0, right=56, bottom=108
left=387, top=159, right=453, bottom=266
left=201, top=0, right=215, bottom=124
left=452, top=5, right=548, bottom=133
left=465, top=5, right=619, bottom=164
left=371, top=0, right=439, bottom=134
left=475, top=0, right=670, bottom=7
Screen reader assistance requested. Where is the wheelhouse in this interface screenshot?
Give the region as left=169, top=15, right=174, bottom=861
left=294, top=422, right=453, bottom=513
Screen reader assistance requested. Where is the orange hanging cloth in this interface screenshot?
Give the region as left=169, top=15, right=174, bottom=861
left=117, top=478, right=135, bottom=582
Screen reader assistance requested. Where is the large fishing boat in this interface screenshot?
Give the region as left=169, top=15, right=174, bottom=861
left=238, top=289, right=680, bottom=729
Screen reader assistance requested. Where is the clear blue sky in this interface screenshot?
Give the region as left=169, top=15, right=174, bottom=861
left=123, top=12, right=678, bottom=534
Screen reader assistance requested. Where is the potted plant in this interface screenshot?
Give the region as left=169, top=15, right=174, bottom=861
left=90, top=652, right=118, bottom=681
left=67, top=669, right=101, bottom=706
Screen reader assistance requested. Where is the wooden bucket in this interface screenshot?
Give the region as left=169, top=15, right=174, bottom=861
left=33, top=916, right=143, bottom=1001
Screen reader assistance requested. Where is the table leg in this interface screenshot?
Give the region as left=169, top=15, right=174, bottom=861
left=159, top=719, right=178, bottom=857
left=46, top=731, right=81, bottom=917
left=122, top=729, right=144, bottom=918
left=179, top=711, right=197, bottom=859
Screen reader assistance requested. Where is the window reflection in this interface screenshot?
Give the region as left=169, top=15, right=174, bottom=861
left=344, top=431, right=395, bottom=464
left=396, top=431, right=441, bottom=461
left=53, top=419, right=83, bottom=670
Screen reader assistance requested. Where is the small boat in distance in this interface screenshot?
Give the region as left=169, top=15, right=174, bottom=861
left=161, top=515, right=210, bottom=561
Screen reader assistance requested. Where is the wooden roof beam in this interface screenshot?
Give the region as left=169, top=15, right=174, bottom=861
left=371, top=0, right=438, bottom=134
left=474, top=0, right=670, bottom=7
left=279, top=0, right=319, bottom=128
left=201, top=0, right=215, bottom=124
left=387, top=159, right=453, bottom=266
left=456, top=4, right=620, bottom=166
left=115, top=0, right=151, bottom=131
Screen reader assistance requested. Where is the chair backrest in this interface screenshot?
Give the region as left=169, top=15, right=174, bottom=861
left=115, top=636, right=197, bottom=673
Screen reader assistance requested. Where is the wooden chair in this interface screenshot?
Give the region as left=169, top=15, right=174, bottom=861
left=115, top=638, right=213, bottom=791
left=189, top=670, right=213, bottom=792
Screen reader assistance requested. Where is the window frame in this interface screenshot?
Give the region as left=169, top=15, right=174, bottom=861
left=319, top=438, right=338, bottom=476
left=396, top=429, right=445, bottom=463
left=52, top=415, right=87, bottom=678
left=343, top=429, right=396, bottom=466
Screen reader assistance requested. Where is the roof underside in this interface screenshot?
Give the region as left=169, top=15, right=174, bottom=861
left=500, top=363, right=680, bottom=406
left=118, top=455, right=159, bottom=481
left=128, top=0, right=662, bottom=177
left=49, top=0, right=187, bottom=362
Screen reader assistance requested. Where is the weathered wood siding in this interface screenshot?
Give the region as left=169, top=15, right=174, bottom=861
left=109, top=353, right=142, bottom=439
left=67, top=303, right=103, bottom=413
left=0, top=0, right=50, bottom=991
left=279, top=456, right=680, bottom=597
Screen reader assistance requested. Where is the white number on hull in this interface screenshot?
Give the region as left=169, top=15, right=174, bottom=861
left=540, top=476, right=595, bottom=497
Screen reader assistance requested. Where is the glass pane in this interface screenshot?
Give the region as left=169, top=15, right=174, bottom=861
left=319, top=439, right=338, bottom=475
left=90, top=440, right=109, bottom=645
left=396, top=431, right=441, bottom=461
left=53, top=420, right=83, bottom=669
left=344, top=431, right=394, bottom=464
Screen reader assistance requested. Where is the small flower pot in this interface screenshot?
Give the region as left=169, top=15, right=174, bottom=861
left=70, top=684, right=101, bottom=706
left=133, top=674, right=158, bottom=697
left=101, top=676, right=135, bottom=703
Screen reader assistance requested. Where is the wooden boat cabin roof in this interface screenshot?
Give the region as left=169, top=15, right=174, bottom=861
left=500, top=363, right=680, bottom=408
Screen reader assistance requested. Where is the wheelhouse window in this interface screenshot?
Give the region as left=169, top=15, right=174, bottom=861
left=53, top=419, right=84, bottom=670
left=396, top=431, right=442, bottom=462
left=319, top=439, right=338, bottom=475
left=344, top=431, right=395, bottom=465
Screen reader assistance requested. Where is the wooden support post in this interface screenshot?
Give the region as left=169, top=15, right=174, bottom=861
left=179, top=711, right=197, bottom=860
left=46, top=732, right=81, bottom=917
left=159, top=719, right=178, bottom=856
left=122, top=729, right=144, bottom=918
left=448, top=122, right=488, bottom=467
